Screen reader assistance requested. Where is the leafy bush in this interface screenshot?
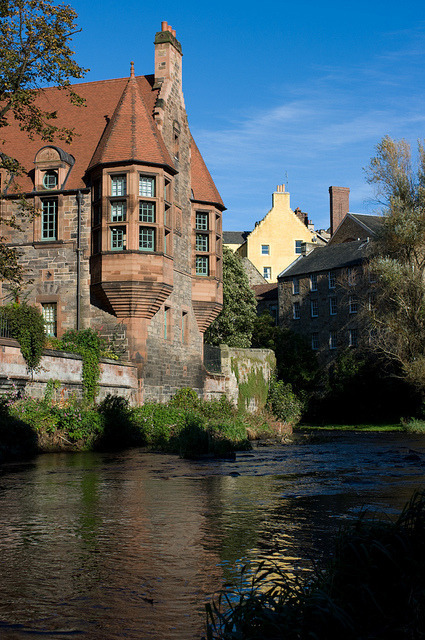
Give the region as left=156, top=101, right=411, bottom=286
left=3, top=302, right=46, bottom=370
left=401, top=417, right=425, bottom=433
left=97, top=394, right=141, bottom=449
left=59, top=329, right=104, bottom=402
left=168, top=387, right=200, bottom=411
left=266, top=379, right=303, bottom=424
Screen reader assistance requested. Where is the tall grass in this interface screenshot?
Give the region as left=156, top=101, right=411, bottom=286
left=206, top=491, right=425, bottom=639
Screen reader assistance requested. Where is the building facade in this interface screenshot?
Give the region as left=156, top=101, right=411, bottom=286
left=0, top=22, right=225, bottom=402
left=224, top=184, right=325, bottom=283
left=278, top=188, right=383, bottom=361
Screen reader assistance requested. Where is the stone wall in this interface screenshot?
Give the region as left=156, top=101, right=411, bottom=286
left=204, top=345, right=275, bottom=412
left=0, top=339, right=138, bottom=404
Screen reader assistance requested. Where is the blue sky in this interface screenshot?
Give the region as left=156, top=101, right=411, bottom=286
left=70, top=0, right=425, bottom=231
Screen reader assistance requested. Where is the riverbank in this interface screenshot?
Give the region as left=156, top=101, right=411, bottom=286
left=0, top=387, right=291, bottom=464
left=296, top=423, right=403, bottom=432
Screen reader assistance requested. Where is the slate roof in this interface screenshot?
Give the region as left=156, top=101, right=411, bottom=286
left=278, top=239, right=372, bottom=279
left=348, top=213, right=384, bottom=236
left=223, top=231, right=249, bottom=245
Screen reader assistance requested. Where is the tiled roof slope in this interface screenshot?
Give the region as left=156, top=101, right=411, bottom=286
left=0, top=74, right=221, bottom=204
left=190, top=138, right=225, bottom=210
left=279, top=239, right=372, bottom=279
left=89, top=73, right=174, bottom=170
left=223, top=231, right=249, bottom=245
left=349, top=213, right=384, bottom=236
left=253, top=283, right=278, bottom=301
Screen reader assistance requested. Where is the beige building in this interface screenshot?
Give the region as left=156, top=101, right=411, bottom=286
left=224, top=185, right=325, bottom=283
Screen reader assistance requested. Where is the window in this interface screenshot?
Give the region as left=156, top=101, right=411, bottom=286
left=42, top=303, right=57, bottom=337
left=196, top=211, right=208, bottom=230
left=311, top=332, right=319, bottom=350
left=348, top=267, right=356, bottom=286
left=328, top=271, right=336, bottom=289
left=111, top=226, right=126, bottom=250
left=111, top=200, right=126, bottom=222
left=196, top=233, right=209, bottom=252
left=310, top=273, right=318, bottom=291
left=196, top=255, right=209, bottom=276
left=139, top=175, right=155, bottom=197
left=349, top=328, right=358, bottom=348
left=43, top=171, right=58, bottom=189
left=292, top=277, right=300, bottom=295
left=164, top=306, right=170, bottom=340
left=295, top=240, right=303, bottom=254
left=41, top=198, right=57, bottom=240
left=139, top=201, right=155, bottom=223
left=293, top=301, right=300, bottom=319
left=261, top=244, right=270, bottom=255
left=329, top=296, right=337, bottom=315
left=182, top=311, right=187, bottom=343
left=263, top=267, right=271, bottom=279
left=329, top=330, right=337, bottom=350
left=311, top=299, right=318, bottom=318
left=349, top=295, right=358, bottom=314
left=139, top=227, right=155, bottom=251
left=111, top=174, right=126, bottom=196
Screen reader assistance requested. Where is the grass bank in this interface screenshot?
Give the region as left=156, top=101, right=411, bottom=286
left=206, top=490, right=425, bottom=640
left=296, top=423, right=403, bottom=432
left=0, top=386, right=286, bottom=463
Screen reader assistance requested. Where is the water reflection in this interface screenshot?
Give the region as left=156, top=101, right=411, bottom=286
left=1, top=433, right=425, bottom=638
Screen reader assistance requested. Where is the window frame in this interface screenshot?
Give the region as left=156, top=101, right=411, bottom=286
left=310, top=273, right=318, bottom=291
left=311, top=332, right=319, bottom=350
left=292, top=277, right=300, bottom=295
left=41, top=197, right=58, bottom=241
left=311, top=299, right=319, bottom=318
left=349, top=295, right=358, bottom=314
left=261, top=244, right=270, bottom=255
left=139, top=174, right=155, bottom=197
left=139, top=201, right=156, bottom=223
left=293, top=301, right=301, bottom=320
left=329, top=296, right=337, bottom=316
left=139, top=226, right=155, bottom=252
left=295, top=240, right=303, bottom=254
left=329, top=330, right=337, bottom=350
left=263, top=266, right=271, bottom=280
left=42, top=302, right=57, bottom=337
left=110, top=174, right=127, bottom=196
left=196, top=255, right=209, bottom=276
left=328, top=270, right=336, bottom=289
left=110, top=226, right=126, bottom=251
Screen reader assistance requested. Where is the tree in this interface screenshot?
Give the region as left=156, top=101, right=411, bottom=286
left=365, top=136, right=425, bottom=392
left=204, top=247, right=257, bottom=347
left=0, top=0, right=87, bottom=285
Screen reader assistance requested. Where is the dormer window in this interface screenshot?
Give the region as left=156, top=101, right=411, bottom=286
left=43, top=170, right=58, bottom=190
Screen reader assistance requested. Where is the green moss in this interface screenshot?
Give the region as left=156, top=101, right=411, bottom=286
left=237, top=367, right=269, bottom=413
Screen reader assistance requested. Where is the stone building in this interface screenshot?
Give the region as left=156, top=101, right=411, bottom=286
left=0, top=22, right=225, bottom=402
left=223, top=184, right=326, bottom=283
left=278, top=187, right=383, bottom=361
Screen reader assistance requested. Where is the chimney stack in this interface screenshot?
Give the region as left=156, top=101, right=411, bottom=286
left=329, top=186, right=350, bottom=236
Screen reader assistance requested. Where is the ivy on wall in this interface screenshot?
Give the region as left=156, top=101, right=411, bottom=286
left=2, top=303, right=46, bottom=371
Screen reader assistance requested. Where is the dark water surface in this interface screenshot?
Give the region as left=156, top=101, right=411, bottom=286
left=2, top=431, right=425, bottom=639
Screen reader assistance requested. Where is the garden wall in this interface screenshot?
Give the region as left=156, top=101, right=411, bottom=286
left=0, top=338, right=139, bottom=404
left=204, top=345, right=276, bottom=412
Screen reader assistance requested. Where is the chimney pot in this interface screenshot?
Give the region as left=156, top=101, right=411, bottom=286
left=161, top=21, right=168, bottom=31
left=172, top=29, right=176, bottom=37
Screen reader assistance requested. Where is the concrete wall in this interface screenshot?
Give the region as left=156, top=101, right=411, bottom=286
left=0, top=339, right=138, bottom=404
left=204, top=345, right=275, bottom=412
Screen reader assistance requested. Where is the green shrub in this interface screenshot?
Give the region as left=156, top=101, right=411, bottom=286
left=59, top=329, right=104, bottom=402
left=266, top=380, right=303, bottom=424
left=168, top=387, right=200, bottom=411
left=3, top=303, right=46, bottom=370
left=401, top=417, right=425, bottom=433
left=97, top=394, right=141, bottom=449
left=178, top=413, right=209, bottom=458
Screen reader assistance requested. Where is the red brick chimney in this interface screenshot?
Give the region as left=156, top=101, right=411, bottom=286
left=329, top=186, right=350, bottom=236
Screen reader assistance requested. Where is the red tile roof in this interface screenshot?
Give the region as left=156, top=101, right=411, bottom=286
left=1, top=73, right=222, bottom=208
left=190, top=137, right=225, bottom=210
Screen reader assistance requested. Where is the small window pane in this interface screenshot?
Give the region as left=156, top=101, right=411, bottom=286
left=293, top=278, right=300, bottom=295
left=310, top=273, right=317, bottom=291
left=43, top=171, right=58, bottom=189
left=311, top=299, right=318, bottom=317
left=139, top=227, right=155, bottom=251
left=329, top=330, right=337, bottom=349
left=139, top=201, right=155, bottom=223
left=196, top=212, right=208, bottom=230
left=41, top=199, right=57, bottom=240
left=111, top=227, right=126, bottom=250
left=295, top=240, right=302, bottom=254
left=328, top=271, right=336, bottom=289
left=311, top=332, right=319, bottom=350
left=42, top=303, right=57, bottom=337
left=139, top=175, right=155, bottom=197
left=111, top=200, right=126, bottom=222
left=293, top=301, right=300, bottom=319
left=111, top=175, right=126, bottom=196
left=196, top=256, right=209, bottom=275
left=261, top=244, right=270, bottom=255
left=329, top=296, right=337, bottom=315
left=196, top=233, right=209, bottom=252
left=349, top=328, right=358, bottom=347
left=263, top=267, right=271, bottom=279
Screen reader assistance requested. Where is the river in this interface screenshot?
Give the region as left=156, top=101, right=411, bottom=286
left=1, top=431, right=425, bottom=640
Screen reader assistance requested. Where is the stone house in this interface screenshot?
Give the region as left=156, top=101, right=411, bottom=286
left=278, top=187, right=383, bottom=361
left=223, top=184, right=326, bottom=284
left=0, top=22, right=225, bottom=402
